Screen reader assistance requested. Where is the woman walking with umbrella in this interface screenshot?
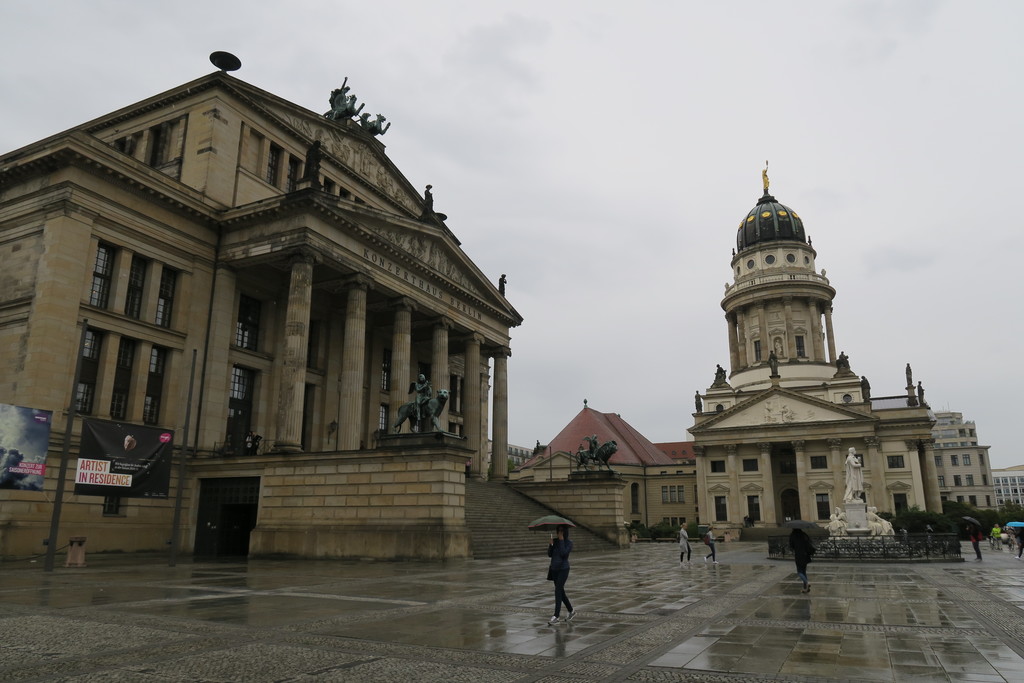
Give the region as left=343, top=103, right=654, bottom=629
left=789, top=527, right=816, bottom=593
left=966, top=520, right=983, bottom=561
left=547, top=525, right=576, bottom=624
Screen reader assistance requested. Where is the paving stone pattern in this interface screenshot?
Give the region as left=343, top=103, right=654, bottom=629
left=1, top=542, right=1023, bottom=681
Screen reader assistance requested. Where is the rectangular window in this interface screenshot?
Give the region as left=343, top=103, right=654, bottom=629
left=102, top=496, right=122, bottom=516
left=956, top=495, right=964, bottom=503
left=266, top=144, right=282, bottom=185
left=226, top=366, right=256, bottom=454
left=286, top=156, right=302, bottom=192
left=816, top=493, right=830, bottom=520
left=147, top=121, right=170, bottom=166
left=982, top=474, right=988, bottom=486
left=934, top=454, right=943, bottom=468
left=962, top=454, right=971, bottom=466
left=779, top=459, right=797, bottom=474
left=742, top=458, right=758, bottom=472
left=676, top=485, right=685, bottom=503
left=670, top=486, right=678, bottom=503
left=887, top=455, right=905, bottom=469
left=710, top=460, right=726, bottom=473
left=83, top=328, right=102, bottom=360
left=953, top=474, right=962, bottom=486
left=77, top=328, right=102, bottom=415
left=810, top=455, right=828, bottom=469
left=76, top=382, right=96, bottom=415
left=381, top=349, right=392, bottom=391
left=714, top=495, right=728, bottom=521
left=449, top=374, right=461, bottom=412
left=661, top=486, right=669, bottom=504
left=893, top=493, right=909, bottom=514
left=795, top=335, right=806, bottom=358
left=235, top=294, right=261, bottom=350
left=966, top=474, right=974, bottom=486
left=110, top=337, right=135, bottom=420
left=753, top=339, right=762, bottom=362
left=306, top=320, right=321, bottom=369
left=124, top=255, right=148, bottom=319
left=155, top=268, right=177, bottom=328
left=89, top=243, right=114, bottom=308
left=950, top=454, right=959, bottom=466
left=938, top=475, right=945, bottom=487
left=979, top=453, right=985, bottom=466
left=968, top=495, right=977, bottom=506
left=746, top=495, right=761, bottom=522
left=144, top=346, right=166, bottom=425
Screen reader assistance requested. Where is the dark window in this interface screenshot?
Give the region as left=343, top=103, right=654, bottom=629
left=742, top=458, right=758, bottom=472
left=953, top=475, right=962, bottom=486
left=155, top=268, right=176, bottom=328
left=110, top=337, right=135, bottom=419
left=979, top=453, right=985, bottom=466
left=938, top=475, right=945, bottom=487
left=753, top=339, right=762, bottom=362
left=381, top=349, right=392, bottom=391
left=306, top=320, right=321, bottom=369
left=378, top=404, right=389, bottom=432
left=661, top=486, right=669, bottom=503
left=816, top=493, right=831, bottom=520
left=286, top=157, right=302, bottom=192
left=887, top=455, right=905, bottom=469
left=235, top=295, right=261, bottom=350
left=144, top=346, right=166, bottom=425
left=266, top=144, right=282, bottom=185
left=962, top=454, right=971, bottom=466
left=795, top=335, right=806, bottom=358
left=76, top=382, right=96, bottom=415
left=893, top=493, right=909, bottom=514
left=966, top=474, right=974, bottom=486
left=102, top=496, right=122, bottom=516
left=746, top=495, right=761, bottom=522
left=124, top=255, right=148, bottom=319
left=810, top=455, right=828, bottom=469
left=226, top=366, right=256, bottom=455
left=77, top=329, right=102, bottom=414
left=968, top=495, right=977, bottom=506
left=982, top=474, right=988, bottom=486
left=89, top=244, right=114, bottom=307
left=934, top=454, right=943, bottom=467
left=323, top=179, right=336, bottom=193
left=779, top=459, right=797, bottom=474
left=950, top=454, right=959, bottom=466
left=710, top=460, right=726, bottom=473
left=714, top=495, right=728, bottom=521
left=631, top=483, right=640, bottom=514
left=147, top=122, right=170, bottom=166
left=449, top=374, right=461, bottom=412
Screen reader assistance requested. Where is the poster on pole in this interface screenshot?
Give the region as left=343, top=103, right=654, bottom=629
left=0, top=404, right=53, bottom=492
left=75, top=419, right=173, bottom=499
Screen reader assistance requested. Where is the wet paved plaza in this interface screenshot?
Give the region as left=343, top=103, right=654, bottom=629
left=1, top=541, right=1023, bottom=681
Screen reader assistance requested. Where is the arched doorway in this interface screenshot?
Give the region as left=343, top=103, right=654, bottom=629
left=780, top=488, right=800, bottom=522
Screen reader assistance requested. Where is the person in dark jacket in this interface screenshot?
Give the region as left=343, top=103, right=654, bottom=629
left=547, top=525, right=576, bottom=624
left=789, top=528, right=816, bottom=593
left=968, top=525, right=983, bottom=561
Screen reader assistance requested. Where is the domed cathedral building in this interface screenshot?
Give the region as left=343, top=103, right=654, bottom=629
left=690, top=170, right=939, bottom=535
left=0, top=68, right=521, bottom=561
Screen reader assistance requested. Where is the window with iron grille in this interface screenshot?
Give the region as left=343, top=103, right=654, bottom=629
left=124, top=255, right=148, bottom=318
left=380, top=349, right=392, bottom=391
left=378, top=404, right=390, bottom=432
left=235, top=295, right=261, bottom=350
left=795, top=335, right=806, bottom=358
left=810, top=455, right=828, bottom=469
left=887, top=455, right=905, bottom=469
left=76, top=382, right=95, bottom=415
left=102, top=496, right=122, bottom=516
left=155, top=268, right=176, bottom=328
left=89, top=244, right=114, bottom=307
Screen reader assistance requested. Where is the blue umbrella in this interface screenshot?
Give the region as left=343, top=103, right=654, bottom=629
left=1004, top=521, right=1024, bottom=528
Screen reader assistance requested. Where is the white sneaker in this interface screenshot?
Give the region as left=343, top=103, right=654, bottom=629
left=567, top=610, right=577, bottom=622
left=703, top=557, right=707, bottom=563
left=548, top=615, right=559, bottom=624
left=713, top=561, right=719, bottom=564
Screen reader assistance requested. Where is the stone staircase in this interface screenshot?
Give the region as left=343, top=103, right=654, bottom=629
left=465, top=478, right=618, bottom=559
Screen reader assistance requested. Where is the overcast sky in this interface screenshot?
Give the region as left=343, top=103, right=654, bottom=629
left=2, top=1, right=1021, bottom=469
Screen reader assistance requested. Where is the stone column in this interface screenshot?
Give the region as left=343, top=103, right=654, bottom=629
left=736, top=310, right=749, bottom=369
left=756, top=303, right=769, bottom=363
left=726, top=444, right=741, bottom=523
left=273, top=252, right=316, bottom=453
left=758, top=442, right=777, bottom=524
left=726, top=313, right=740, bottom=373
left=463, top=334, right=483, bottom=476
left=388, top=298, right=415, bottom=420
left=866, top=436, right=884, bottom=508
left=809, top=301, right=825, bottom=362
left=127, top=340, right=153, bottom=422
left=824, top=305, right=837, bottom=363
left=783, top=297, right=797, bottom=358
left=94, top=331, right=121, bottom=419
left=828, top=438, right=844, bottom=506
left=339, top=277, right=370, bottom=451
left=919, top=439, right=943, bottom=512
left=431, top=317, right=452, bottom=427
left=490, top=346, right=510, bottom=480
left=793, top=440, right=811, bottom=521
left=694, top=445, right=708, bottom=524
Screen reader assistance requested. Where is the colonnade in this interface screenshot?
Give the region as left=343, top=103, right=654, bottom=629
left=725, top=298, right=837, bottom=373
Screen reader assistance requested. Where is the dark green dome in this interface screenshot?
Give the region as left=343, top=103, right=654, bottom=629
left=736, top=189, right=807, bottom=253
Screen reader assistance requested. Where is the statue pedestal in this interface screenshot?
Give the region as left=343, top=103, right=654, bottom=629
left=844, top=501, right=871, bottom=536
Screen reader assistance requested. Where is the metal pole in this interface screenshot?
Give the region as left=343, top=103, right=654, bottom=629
left=44, top=318, right=89, bottom=572
left=168, top=349, right=197, bottom=567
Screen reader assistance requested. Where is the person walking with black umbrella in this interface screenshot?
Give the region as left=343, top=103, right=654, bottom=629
left=789, top=527, right=816, bottom=593
left=967, top=524, right=984, bottom=561
left=547, top=525, right=576, bottom=624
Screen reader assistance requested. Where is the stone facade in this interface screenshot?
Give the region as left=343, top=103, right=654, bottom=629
left=932, top=411, right=996, bottom=508
left=691, top=181, right=937, bottom=535
left=0, top=72, right=521, bottom=560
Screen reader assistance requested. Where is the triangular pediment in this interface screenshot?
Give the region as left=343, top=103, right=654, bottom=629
left=708, top=483, right=731, bottom=493
left=740, top=482, right=764, bottom=493
left=692, top=387, right=875, bottom=433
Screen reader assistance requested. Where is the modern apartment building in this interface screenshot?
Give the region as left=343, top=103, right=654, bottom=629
left=931, top=411, right=996, bottom=508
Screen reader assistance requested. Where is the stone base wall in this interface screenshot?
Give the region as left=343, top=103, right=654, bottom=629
left=511, top=472, right=630, bottom=547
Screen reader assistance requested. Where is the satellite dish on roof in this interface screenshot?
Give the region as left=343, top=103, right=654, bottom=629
left=210, top=51, right=241, bottom=72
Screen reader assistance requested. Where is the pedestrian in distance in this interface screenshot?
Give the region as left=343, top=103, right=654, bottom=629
left=1016, top=527, right=1024, bottom=560
left=703, top=525, right=718, bottom=564
left=968, top=525, right=983, bottom=561
left=679, top=526, right=691, bottom=565
left=789, top=527, right=816, bottom=593
left=547, top=525, right=576, bottom=624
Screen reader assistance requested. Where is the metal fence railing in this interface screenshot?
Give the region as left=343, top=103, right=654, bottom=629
left=768, top=533, right=962, bottom=561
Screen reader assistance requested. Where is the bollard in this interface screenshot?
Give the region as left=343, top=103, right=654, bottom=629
left=65, top=537, right=87, bottom=568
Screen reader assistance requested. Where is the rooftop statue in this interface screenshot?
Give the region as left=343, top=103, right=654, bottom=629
left=324, top=78, right=364, bottom=121
left=575, top=435, right=617, bottom=472
left=768, top=350, right=779, bottom=377
left=713, top=364, right=727, bottom=386
left=836, top=351, right=850, bottom=372
left=359, top=112, right=391, bottom=136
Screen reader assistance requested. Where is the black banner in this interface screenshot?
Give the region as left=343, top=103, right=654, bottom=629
left=74, top=419, right=173, bottom=499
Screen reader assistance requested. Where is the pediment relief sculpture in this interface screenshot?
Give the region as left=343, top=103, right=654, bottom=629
left=365, top=225, right=480, bottom=296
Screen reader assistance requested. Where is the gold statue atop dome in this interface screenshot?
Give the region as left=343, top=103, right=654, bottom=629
left=762, top=160, right=770, bottom=192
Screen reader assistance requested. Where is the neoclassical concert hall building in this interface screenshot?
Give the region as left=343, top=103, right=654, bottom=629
left=0, top=69, right=520, bottom=559
left=690, top=176, right=938, bottom=533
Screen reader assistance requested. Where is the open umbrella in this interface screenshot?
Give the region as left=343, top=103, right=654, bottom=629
left=1004, top=521, right=1024, bottom=528
left=528, top=515, right=576, bottom=530
left=783, top=520, right=819, bottom=529
left=962, top=516, right=982, bottom=527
